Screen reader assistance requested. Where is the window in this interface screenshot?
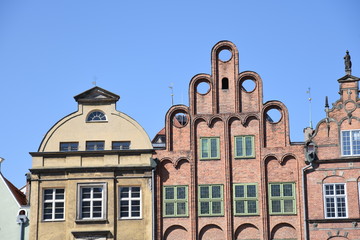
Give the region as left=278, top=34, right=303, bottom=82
left=269, top=183, right=296, bottom=215
left=43, top=188, right=65, bottom=221
left=341, top=130, right=360, bottom=156
left=163, top=186, right=188, bottom=217
left=200, top=137, right=220, bottom=159
left=87, top=111, right=107, bottom=122
left=86, top=141, right=105, bottom=151
left=119, top=187, right=141, bottom=219
left=323, top=183, right=347, bottom=218
left=60, top=142, right=78, bottom=152
left=112, top=141, right=131, bottom=150
left=78, top=184, right=106, bottom=220
left=198, top=185, right=223, bottom=216
left=233, top=184, right=258, bottom=215
left=235, top=135, right=255, bottom=158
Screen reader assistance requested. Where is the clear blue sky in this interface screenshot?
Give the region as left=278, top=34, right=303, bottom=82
left=0, top=1, right=359, bottom=188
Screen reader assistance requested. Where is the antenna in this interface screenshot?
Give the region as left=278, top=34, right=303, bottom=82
left=0, top=157, right=4, bottom=173
left=169, top=83, right=174, bottom=106
left=92, top=76, right=97, bottom=86
left=306, top=87, right=313, bottom=128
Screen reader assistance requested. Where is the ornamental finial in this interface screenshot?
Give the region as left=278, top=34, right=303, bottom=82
left=344, top=50, right=352, bottom=75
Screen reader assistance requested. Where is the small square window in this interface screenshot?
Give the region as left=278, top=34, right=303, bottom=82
left=200, top=137, right=220, bottom=160
left=233, top=183, right=258, bottom=215
left=86, top=141, right=105, bottom=151
left=235, top=136, right=254, bottom=158
left=198, top=185, right=223, bottom=216
left=60, top=142, right=78, bottom=151
left=112, top=141, right=131, bottom=150
left=269, top=182, right=296, bottom=215
left=163, top=186, right=188, bottom=217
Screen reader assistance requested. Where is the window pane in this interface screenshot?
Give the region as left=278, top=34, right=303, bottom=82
left=247, top=185, right=256, bottom=198
left=44, top=190, right=53, bottom=200
left=283, top=184, right=293, bottom=197
left=342, top=131, right=351, bottom=155
left=245, top=136, right=253, bottom=156
left=212, top=186, right=221, bottom=198
left=201, top=139, right=209, bottom=158
left=131, top=187, right=141, bottom=198
left=177, top=187, right=186, bottom=199
left=120, top=187, right=129, bottom=198
left=177, top=202, right=186, bottom=215
left=200, top=186, right=209, bottom=198
left=352, top=130, right=360, bottom=155
left=235, top=185, right=244, bottom=198
left=248, top=200, right=257, bottom=213
left=271, top=185, right=281, bottom=197
left=325, top=184, right=334, bottom=195
left=210, top=138, right=218, bottom=158
left=337, top=196, right=346, bottom=217
left=335, top=184, right=345, bottom=195
left=93, top=187, right=103, bottom=198
left=165, top=188, right=174, bottom=200
left=326, top=198, right=335, bottom=218
left=271, top=200, right=281, bottom=213
left=284, top=200, right=294, bottom=212
left=212, top=201, right=221, bottom=214
left=82, top=188, right=91, bottom=199
left=165, top=203, right=174, bottom=215
left=55, top=189, right=64, bottom=199
left=235, top=200, right=245, bottom=214
left=236, top=137, right=243, bottom=157
left=200, top=202, right=210, bottom=214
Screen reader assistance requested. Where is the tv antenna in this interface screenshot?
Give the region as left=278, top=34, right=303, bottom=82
left=306, top=87, right=313, bottom=128
left=169, top=83, right=174, bottom=106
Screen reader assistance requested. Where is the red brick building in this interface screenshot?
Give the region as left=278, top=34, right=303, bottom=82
left=304, top=51, right=360, bottom=239
left=153, top=41, right=307, bottom=240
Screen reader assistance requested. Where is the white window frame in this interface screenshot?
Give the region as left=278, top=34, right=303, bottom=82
left=119, top=186, right=142, bottom=219
left=43, top=188, right=65, bottom=221
left=341, top=129, right=360, bottom=156
left=323, top=183, right=348, bottom=219
left=77, top=183, right=107, bottom=220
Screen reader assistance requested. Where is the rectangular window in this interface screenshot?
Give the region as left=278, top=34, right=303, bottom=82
left=119, top=186, right=141, bottom=219
left=163, top=186, right=188, bottom=217
left=200, top=137, right=220, bottom=159
left=324, top=183, right=347, bottom=218
left=43, top=188, right=65, bottom=221
left=198, top=185, right=223, bottom=216
left=235, top=136, right=255, bottom=158
left=269, top=183, right=296, bottom=215
left=342, top=130, right=360, bottom=156
left=78, top=184, right=106, bottom=220
left=86, top=141, right=105, bottom=151
left=233, top=183, right=258, bottom=215
left=60, top=142, right=78, bottom=151
left=112, top=141, right=131, bottom=150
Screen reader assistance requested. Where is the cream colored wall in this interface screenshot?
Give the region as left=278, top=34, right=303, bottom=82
left=39, top=103, right=152, bottom=153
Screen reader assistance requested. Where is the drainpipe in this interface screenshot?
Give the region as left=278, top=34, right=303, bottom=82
left=16, top=212, right=28, bottom=240
left=152, top=168, right=155, bottom=240
left=302, top=164, right=312, bottom=240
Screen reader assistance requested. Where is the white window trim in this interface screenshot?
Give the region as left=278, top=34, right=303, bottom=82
left=77, top=183, right=107, bottom=220
left=341, top=129, right=360, bottom=156
left=119, top=186, right=142, bottom=219
left=323, top=183, right=348, bottom=219
left=43, top=188, right=65, bottom=221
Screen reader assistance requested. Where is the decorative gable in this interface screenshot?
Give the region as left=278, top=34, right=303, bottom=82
left=74, top=86, right=120, bottom=104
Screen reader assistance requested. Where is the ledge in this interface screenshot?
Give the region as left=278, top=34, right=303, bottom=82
left=30, top=149, right=155, bottom=157
left=75, top=219, right=108, bottom=224
left=30, top=165, right=155, bottom=174
left=308, top=218, right=360, bottom=223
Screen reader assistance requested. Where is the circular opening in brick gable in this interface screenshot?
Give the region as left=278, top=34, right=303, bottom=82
left=197, top=81, right=210, bottom=95
left=173, top=112, right=188, bottom=128
left=219, top=49, right=232, bottom=62
left=241, top=79, right=256, bottom=92
left=266, top=108, right=282, bottom=123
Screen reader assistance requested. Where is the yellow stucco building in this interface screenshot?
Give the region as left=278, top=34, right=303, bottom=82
left=29, top=87, right=156, bottom=240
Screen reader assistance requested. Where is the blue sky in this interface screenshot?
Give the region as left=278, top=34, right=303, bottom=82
left=0, top=1, right=359, bottom=188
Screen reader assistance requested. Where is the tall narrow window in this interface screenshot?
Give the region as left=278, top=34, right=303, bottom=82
left=222, top=78, right=229, bottom=90
left=269, top=183, right=296, bottom=215
left=233, top=184, right=258, bottom=215
left=86, top=141, right=105, bottom=151
left=341, top=130, right=360, bottom=156
left=235, top=135, right=255, bottom=158
left=119, top=187, right=141, bottom=219
left=324, top=183, right=347, bottom=218
left=43, top=188, right=65, bottom=221
left=78, top=184, right=106, bottom=220
left=200, top=137, right=220, bottom=160
left=163, top=186, right=188, bottom=217
left=198, top=185, right=223, bottom=216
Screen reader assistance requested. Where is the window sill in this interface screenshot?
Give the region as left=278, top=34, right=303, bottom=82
left=308, top=218, right=358, bottom=223
left=75, top=219, right=108, bottom=224
left=42, top=219, right=65, bottom=222
left=199, top=215, right=224, bottom=217
left=269, top=213, right=297, bottom=216
left=199, top=158, right=221, bottom=161
left=118, top=217, right=143, bottom=220
left=234, top=157, right=256, bottom=160
left=234, top=214, right=260, bottom=217
left=163, top=215, right=189, bottom=218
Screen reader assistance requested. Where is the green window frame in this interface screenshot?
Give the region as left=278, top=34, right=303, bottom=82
left=200, top=137, right=220, bottom=159
left=269, top=182, right=296, bottom=215
left=163, top=186, right=188, bottom=217
left=198, top=184, right=223, bottom=216
left=235, top=135, right=255, bottom=158
left=233, top=183, right=258, bottom=215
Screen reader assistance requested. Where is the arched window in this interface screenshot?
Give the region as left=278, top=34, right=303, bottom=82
left=87, top=111, right=107, bottom=122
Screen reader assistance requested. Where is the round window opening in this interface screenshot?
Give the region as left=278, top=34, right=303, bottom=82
left=173, top=112, right=188, bottom=128
left=197, top=81, right=210, bottom=95
left=266, top=108, right=282, bottom=123
left=219, top=49, right=232, bottom=62
left=242, top=79, right=256, bottom=92
left=87, top=111, right=107, bottom=122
